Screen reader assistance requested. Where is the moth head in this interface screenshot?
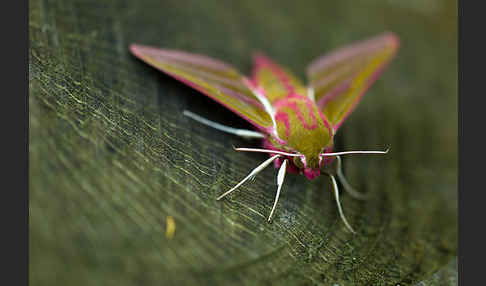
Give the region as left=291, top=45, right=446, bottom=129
left=294, top=154, right=322, bottom=180
left=297, top=140, right=334, bottom=169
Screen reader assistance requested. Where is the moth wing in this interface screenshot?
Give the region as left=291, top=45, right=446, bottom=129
left=130, top=44, right=273, bottom=130
left=306, top=32, right=399, bottom=131
left=251, top=53, right=308, bottom=103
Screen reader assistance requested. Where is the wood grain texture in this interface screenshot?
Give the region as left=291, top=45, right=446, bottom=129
left=29, top=0, right=457, bottom=285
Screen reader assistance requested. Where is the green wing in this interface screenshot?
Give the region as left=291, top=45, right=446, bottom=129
left=306, top=32, right=399, bottom=130
left=130, top=44, right=273, bottom=130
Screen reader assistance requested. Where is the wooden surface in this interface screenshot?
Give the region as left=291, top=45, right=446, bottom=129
left=29, top=0, right=457, bottom=285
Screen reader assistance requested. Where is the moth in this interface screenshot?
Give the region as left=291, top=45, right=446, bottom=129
left=130, top=32, right=399, bottom=233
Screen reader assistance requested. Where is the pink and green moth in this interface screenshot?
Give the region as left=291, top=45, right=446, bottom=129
left=130, top=32, right=399, bottom=233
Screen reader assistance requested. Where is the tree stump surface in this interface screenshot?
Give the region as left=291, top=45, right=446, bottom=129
left=29, top=0, right=457, bottom=285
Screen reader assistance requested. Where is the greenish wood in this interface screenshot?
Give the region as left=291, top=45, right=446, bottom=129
left=29, top=0, right=457, bottom=285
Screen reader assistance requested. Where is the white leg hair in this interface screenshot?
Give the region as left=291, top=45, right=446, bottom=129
left=336, top=156, right=367, bottom=200
left=183, top=110, right=265, bottom=139
left=329, top=174, right=356, bottom=234
left=216, top=155, right=281, bottom=200
left=268, top=159, right=288, bottom=222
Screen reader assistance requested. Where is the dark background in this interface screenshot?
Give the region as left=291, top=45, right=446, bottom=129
left=29, top=0, right=457, bottom=285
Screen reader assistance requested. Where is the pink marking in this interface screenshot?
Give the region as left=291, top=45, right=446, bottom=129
left=216, top=85, right=263, bottom=107
left=262, top=138, right=278, bottom=151
left=274, top=112, right=290, bottom=139
left=272, top=93, right=306, bottom=108
left=316, top=80, right=352, bottom=110
left=303, top=168, right=320, bottom=180
left=242, top=77, right=270, bottom=105
left=252, top=53, right=297, bottom=94
left=316, top=108, right=333, bottom=138
left=242, top=77, right=258, bottom=90
left=243, top=78, right=266, bottom=97
left=273, top=136, right=288, bottom=146
left=250, top=53, right=335, bottom=137
left=300, top=154, right=323, bottom=179
left=274, top=94, right=333, bottom=137
left=275, top=101, right=318, bottom=131
left=130, top=44, right=235, bottom=72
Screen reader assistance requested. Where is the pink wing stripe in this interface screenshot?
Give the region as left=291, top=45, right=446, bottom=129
left=274, top=101, right=318, bottom=130
left=311, top=64, right=353, bottom=89
left=307, top=32, right=400, bottom=76
left=274, top=112, right=290, bottom=139
left=217, top=85, right=263, bottom=107
left=252, top=53, right=296, bottom=95
left=333, top=65, right=388, bottom=130
left=160, top=58, right=245, bottom=87
left=316, top=80, right=352, bottom=110
left=130, top=44, right=236, bottom=72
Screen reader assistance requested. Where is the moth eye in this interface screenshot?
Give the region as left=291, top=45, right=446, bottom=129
left=293, top=156, right=304, bottom=169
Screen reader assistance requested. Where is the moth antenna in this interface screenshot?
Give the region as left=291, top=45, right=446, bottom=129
left=268, top=159, right=288, bottom=222
left=321, top=148, right=389, bottom=157
left=329, top=174, right=356, bottom=234
left=336, top=156, right=367, bottom=200
left=217, top=155, right=281, bottom=200
left=234, top=147, right=301, bottom=157
left=183, top=110, right=265, bottom=139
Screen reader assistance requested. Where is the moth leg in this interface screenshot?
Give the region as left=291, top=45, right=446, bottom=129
left=268, top=159, right=288, bottom=222
left=336, top=156, right=367, bottom=200
left=183, top=110, right=265, bottom=139
left=217, top=155, right=280, bottom=200
left=329, top=174, right=356, bottom=234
